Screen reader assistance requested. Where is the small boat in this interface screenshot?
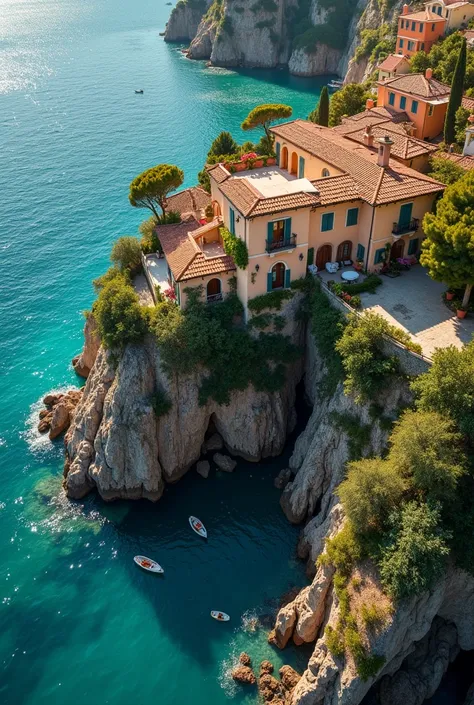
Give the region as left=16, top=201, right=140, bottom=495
left=328, top=80, right=343, bottom=90
left=189, top=515, right=207, bottom=538
left=134, top=555, right=164, bottom=573
left=211, top=611, right=230, bottom=622
left=135, top=89, right=144, bottom=94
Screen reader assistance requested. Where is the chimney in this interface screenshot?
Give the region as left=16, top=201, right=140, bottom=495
left=364, top=124, right=374, bottom=148
left=425, top=67, right=433, bottom=80
left=377, top=135, right=394, bottom=167
left=402, top=3, right=410, bottom=14
left=366, top=98, right=374, bottom=110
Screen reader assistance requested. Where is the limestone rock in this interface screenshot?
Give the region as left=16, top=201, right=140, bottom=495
left=260, top=660, right=274, bottom=676
left=213, top=453, right=236, bottom=473
left=274, top=467, right=291, bottom=489
left=38, top=389, right=83, bottom=439
left=231, top=665, right=256, bottom=685
left=196, top=460, right=210, bottom=478
left=49, top=402, right=71, bottom=440
left=465, top=682, right=474, bottom=705
left=259, top=673, right=285, bottom=704
left=72, top=314, right=100, bottom=378
left=164, top=0, right=210, bottom=42
left=239, top=652, right=252, bottom=667
left=279, top=664, right=301, bottom=691
left=289, top=45, right=341, bottom=77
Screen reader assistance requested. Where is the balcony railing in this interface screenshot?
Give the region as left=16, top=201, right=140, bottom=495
left=392, top=218, right=419, bottom=236
left=265, top=234, right=297, bottom=253
left=207, top=293, right=223, bottom=303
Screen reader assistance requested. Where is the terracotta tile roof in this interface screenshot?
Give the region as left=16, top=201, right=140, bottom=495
left=343, top=124, right=438, bottom=160
left=334, top=107, right=411, bottom=134
left=249, top=192, right=320, bottom=216
left=270, top=120, right=444, bottom=205
left=399, top=9, right=445, bottom=20
left=377, top=73, right=451, bottom=100
left=219, top=175, right=320, bottom=217
left=436, top=150, right=474, bottom=170
left=462, top=95, right=474, bottom=112
left=157, top=221, right=236, bottom=282
left=167, top=187, right=211, bottom=216
left=310, top=174, right=361, bottom=205
left=378, top=54, right=410, bottom=72
left=207, top=163, right=231, bottom=184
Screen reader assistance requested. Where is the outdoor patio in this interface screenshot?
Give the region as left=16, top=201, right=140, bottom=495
left=318, top=264, right=474, bottom=358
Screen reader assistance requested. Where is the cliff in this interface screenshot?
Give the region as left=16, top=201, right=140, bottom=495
left=64, top=295, right=305, bottom=501
left=164, top=0, right=211, bottom=42
left=166, top=0, right=403, bottom=80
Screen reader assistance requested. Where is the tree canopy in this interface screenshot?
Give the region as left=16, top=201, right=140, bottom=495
left=421, top=170, right=474, bottom=308
left=329, top=84, right=370, bottom=127
left=308, top=85, right=329, bottom=126
left=412, top=31, right=474, bottom=90
left=129, top=164, right=184, bottom=218
left=110, top=236, right=142, bottom=274
left=208, top=131, right=239, bottom=158
left=444, top=37, right=467, bottom=145
left=428, top=155, right=465, bottom=185
left=241, top=103, right=293, bottom=140
left=94, top=274, right=147, bottom=350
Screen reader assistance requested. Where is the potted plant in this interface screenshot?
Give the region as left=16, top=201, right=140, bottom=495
left=234, top=161, right=247, bottom=172
left=354, top=259, right=364, bottom=272
left=252, top=157, right=264, bottom=168
left=446, top=288, right=455, bottom=301
left=205, top=204, right=214, bottom=223
left=267, top=156, right=276, bottom=165
left=456, top=305, right=467, bottom=319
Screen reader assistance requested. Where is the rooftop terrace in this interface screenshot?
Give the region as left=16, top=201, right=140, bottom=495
left=232, top=166, right=318, bottom=198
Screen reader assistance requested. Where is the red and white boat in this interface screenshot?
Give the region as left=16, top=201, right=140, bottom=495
left=133, top=555, right=164, bottom=574
left=189, top=516, right=207, bottom=538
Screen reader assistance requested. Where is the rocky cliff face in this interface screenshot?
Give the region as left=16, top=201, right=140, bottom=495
left=164, top=0, right=211, bottom=42
left=64, top=295, right=304, bottom=501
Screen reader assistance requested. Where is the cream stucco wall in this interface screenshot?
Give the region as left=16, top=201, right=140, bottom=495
left=275, top=140, right=344, bottom=180
left=177, top=271, right=235, bottom=309
left=308, top=201, right=365, bottom=265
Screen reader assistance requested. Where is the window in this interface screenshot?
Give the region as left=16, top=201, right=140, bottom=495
left=298, top=155, right=305, bottom=178
left=229, top=207, right=235, bottom=235
left=411, top=21, right=416, bottom=30
left=428, top=104, right=434, bottom=117
left=322, top=168, right=330, bottom=177
left=399, top=38, right=404, bottom=48
left=346, top=207, right=359, bottom=226
left=272, top=219, right=285, bottom=241
left=389, top=92, right=395, bottom=106
left=421, top=42, right=425, bottom=51
left=408, top=238, right=419, bottom=256
left=419, top=22, right=423, bottom=31
left=374, top=248, right=386, bottom=265
left=411, top=100, right=418, bottom=114
left=400, top=95, right=406, bottom=110
left=321, top=212, right=334, bottom=232
left=356, top=243, right=365, bottom=261
left=408, top=40, right=415, bottom=51
left=432, top=22, right=436, bottom=29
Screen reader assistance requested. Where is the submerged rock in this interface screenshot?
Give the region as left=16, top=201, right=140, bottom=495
left=274, top=467, right=291, bottom=489
left=196, top=460, right=210, bottom=478
left=213, top=453, right=236, bottom=473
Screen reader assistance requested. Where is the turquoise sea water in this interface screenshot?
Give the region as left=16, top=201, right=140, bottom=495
left=0, top=1, right=330, bottom=703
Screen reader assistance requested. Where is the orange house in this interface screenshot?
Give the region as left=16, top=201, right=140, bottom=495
left=397, top=4, right=446, bottom=56
left=377, top=69, right=451, bottom=139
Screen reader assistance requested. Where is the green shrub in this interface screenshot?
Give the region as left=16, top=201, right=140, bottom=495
left=93, top=267, right=130, bottom=293
left=379, top=502, right=451, bottom=599
left=360, top=604, right=386, bottom=629
left=337, top=458, right=405, bottom=535
left=335, top=312, right=399, bottom=401
left=341, top=274, right=382, bottom=295
left=324, top=523, right=362, bottom=578
left=220, top=226, right=248, bottom=269
left=150, top=388, right=172, bottom=417
left=248, top=289, right=293, bottom=313
left=309, top=281, right=346, bottom=396
left=110, top=236, right=142, bottom=274
left=94, top=277, right=147, bottom=350
left=329, top=411, right=371, bottom=460
left=325, top=625, right=345, bottom=658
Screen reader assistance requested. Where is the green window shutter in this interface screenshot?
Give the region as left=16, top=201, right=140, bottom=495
left=284, top=218, right=292, bottom=242
left=389, top=92, right=395, bottom=106
left=411, top=100, right=418, bottom=114
left=267, top=272, right=273, bottom=292
left=307, top=247, right=314, bottom=266
left=285, top=268, right=291, bottom=288
left=321, top=213, right=334, bottom=232
left=400, top=96, right=406, bottom=110
left=267, top=221, right=273, bottom=244
left=408, top=238, right=419, bottom=255
left=374, top=247, right=385, bottom=264
left=298, top=156, right=305, bottom=178
left=276, top=142, right=281, bottom=166
left=175, top=282, right=180, bottom=305
left=356, top=243, right=365, bottom=261
left=346, top=207, right=358, bottom=226
left=399, top=203, right=413, bottom=227
left=230, top=208, right=235, bottom=235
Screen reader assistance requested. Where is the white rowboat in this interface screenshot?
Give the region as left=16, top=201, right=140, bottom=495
left=134, top=555, right=164, bottom=574
left=189, top=516, right=207, bottom=538
left=211, top=611, right=230, bottom=622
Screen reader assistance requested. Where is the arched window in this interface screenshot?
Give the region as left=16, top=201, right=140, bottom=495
left=290, top=152, right=298, bottom=175
left=337, top=240, right=353, bottom=262
left=322, top=168, right=330, bottom=177
left=271, top=262, right=286, bottom=290
left=281, top=146, right=288, bottom=170
left=207, top=278, right=222, bottom=303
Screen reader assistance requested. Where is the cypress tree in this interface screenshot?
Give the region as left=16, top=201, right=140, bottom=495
left=308, top=86, right=330, bottom=126
left=444, top=38, right=467, bottom=145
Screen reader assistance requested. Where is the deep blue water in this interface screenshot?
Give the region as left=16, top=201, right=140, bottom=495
left=0, top=1, right=329, bottom=703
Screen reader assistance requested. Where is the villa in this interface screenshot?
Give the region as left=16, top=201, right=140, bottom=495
left=146, top=120, right=444, bottom=315
left=377, top=54, right=411, bottom=82
left=396, top=4, right=446, bottom=57
left=425, top=0, right=474, bottom=31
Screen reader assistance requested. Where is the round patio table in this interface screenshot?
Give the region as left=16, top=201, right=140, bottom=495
left=341, top=270, right=359, bottom=282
